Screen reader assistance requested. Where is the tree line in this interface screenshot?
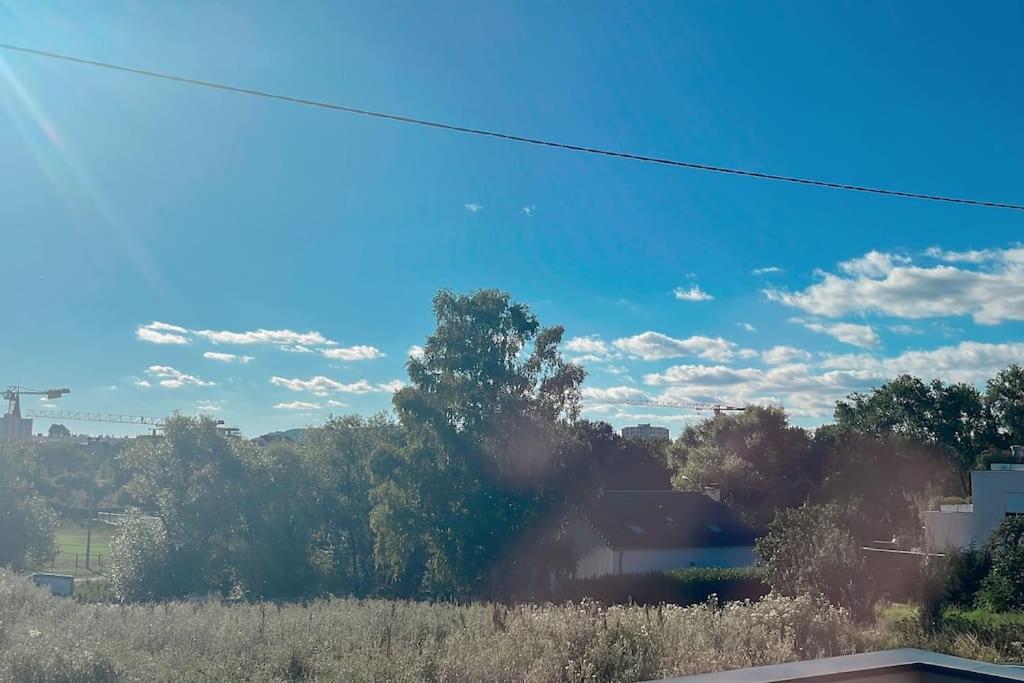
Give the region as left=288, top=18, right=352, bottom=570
left=5, top=288, right=1024, bottom=603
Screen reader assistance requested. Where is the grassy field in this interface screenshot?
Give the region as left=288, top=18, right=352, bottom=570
left=46, top=520, right=113, bottom=577
left=0, top=572, right=876, bottom=683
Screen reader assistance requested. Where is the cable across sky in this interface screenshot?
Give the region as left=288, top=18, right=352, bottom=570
left=2, top=42, right=1022, bottom=213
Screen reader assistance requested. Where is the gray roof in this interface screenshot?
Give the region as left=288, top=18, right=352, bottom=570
left=579, top=490, right=757, bottom=550
left=650, top=648, right=1024, bottom=682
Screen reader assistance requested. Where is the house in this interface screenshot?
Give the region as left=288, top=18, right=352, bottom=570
left=924, top=453, right=1024, bottom=552
left=565, top=490, right=758, bottom=578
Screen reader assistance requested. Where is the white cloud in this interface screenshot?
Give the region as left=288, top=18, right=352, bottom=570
left=838, top=250, right=911, bottom=278
left=136, top=321, right=190, bottom=345
left=752, top=266, right=783, bottom=275
left=326, top=399, right=349, bottom=408
left=146, top=365, right=214, bottom=388
left=270, top=375, right=402, bottom=396
left=762, top=346, right=812, bottom=365
left=196, top=400, right=226, bottom=413
left=581, top=386, right=650, bottom=403
left=924, top=246, right=1023, bottom=264
left=281, top=345, right=313, bottom=353
left=613, top=332, right=737, bottom=362
left=673, top=285, right=714, bottom=302
left=132, top=379, right=152, bottom=388
left=464, top=203, right=483, bottom=213
left=565, top=336, right=609, bottom=355
left=819, top=340, right=1024, bottom=385
left=737, top=322, right=756, bottom=332
left=408, top=345, right=425, bottom=359
left=195, top=328, right=334, bottom=346
left=274, top=400, right=321, bottom=410
left=644, top=365, right=763, bottom=387
left=629, top=338, right=1024, bottom=420
left=889, top=324, right=920, bottom=335
left=523, top=205, right=536, bottom=216
left=320, top=345, right=385, bottom=361
left=767, top=246, right=1024, bottom=324
left=203, top=351, right=254, bottom=363
left=802, top=321, right=880, bottom=349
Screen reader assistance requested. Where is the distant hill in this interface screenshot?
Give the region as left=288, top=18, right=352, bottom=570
left=253, top=428, right=308, bottom=447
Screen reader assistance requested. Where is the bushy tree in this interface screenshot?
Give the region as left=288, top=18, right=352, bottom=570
left=978, top=516, right=1024, bottom=611
left=107, top=514, right=176, bottom=601
left=119, top=414, right=248, bottom=595
left=372, top=289, right=584, bottom=598
left=834, top=375, right=990, bottom=493
left=47, top=423, right=70, bottom=439
left=0, top=448, right=57, bottom=571
left=669, top=406, right=814, bottom=527
left=985, top=364, right=1024, bottom=449
left=756, top=504, right=869, bottom=615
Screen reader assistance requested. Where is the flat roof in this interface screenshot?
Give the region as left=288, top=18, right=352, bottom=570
left=651, top=649, right=1024, bottom=682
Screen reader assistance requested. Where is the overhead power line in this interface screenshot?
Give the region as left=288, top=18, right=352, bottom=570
left=2, top=42, right=1022, bottom=212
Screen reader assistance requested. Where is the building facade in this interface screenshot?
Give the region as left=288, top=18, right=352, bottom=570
left=621, top=423, right=671, bottom=442
left=924, top=463, right=1024, bottom=551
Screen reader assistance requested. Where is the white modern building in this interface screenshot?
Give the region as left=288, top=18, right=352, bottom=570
left=566, top=490, right=758, bottom=578
left=621, top=423, right=671, bottom=442
left=924, top=457, right=1024, bottom=552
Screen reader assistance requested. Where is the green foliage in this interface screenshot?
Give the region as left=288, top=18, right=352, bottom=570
left=0, top=572, right=871, bottom=682
left=669, top=406, right=814, bottom=527
left=756, top=504, right=869, bottom=616
left=47, top=423, right=71, bottom=439
left=375, top=289, right=585, bottom=598
left=978, top=516, right=1024, bottom=611
left=941, top=547, right=991, bottom=609
left=106, top=514, right=177, bottom=601
left=0, top=448, right=57, bottom=571
left=834, top=375, right=990, bottom=493
left=984, top=364, right=1024, bottom=449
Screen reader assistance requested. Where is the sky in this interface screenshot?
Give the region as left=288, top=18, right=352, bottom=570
left=1, top=1, right=1023, bottom=438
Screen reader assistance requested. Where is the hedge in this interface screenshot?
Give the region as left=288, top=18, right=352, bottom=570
left=553, top=566, right=769, bottom=606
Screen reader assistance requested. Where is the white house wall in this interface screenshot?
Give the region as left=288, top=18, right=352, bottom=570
left=924, top=469, right=1024, bottom=551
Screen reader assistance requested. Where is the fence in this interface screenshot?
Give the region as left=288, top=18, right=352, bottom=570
left=48, top=550, right=105, bottom=578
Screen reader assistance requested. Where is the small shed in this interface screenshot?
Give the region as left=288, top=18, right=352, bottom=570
left=30, top=573, right=74, bottom=597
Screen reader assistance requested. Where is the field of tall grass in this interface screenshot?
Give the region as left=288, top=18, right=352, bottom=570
left=0, top=572, right=878, bottom=682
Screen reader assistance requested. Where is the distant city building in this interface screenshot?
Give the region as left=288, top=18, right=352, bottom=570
left=621, top=423, right=670, bottom=442
left=1, top=393, right=33, bottom=443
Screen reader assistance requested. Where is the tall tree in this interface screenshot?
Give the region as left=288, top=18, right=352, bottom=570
left=372, top=289, right=584, bottom=597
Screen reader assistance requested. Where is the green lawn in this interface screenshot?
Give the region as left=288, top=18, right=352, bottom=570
left=47, top=520, right=113, bottom=577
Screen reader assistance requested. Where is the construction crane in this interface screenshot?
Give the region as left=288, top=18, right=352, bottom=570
left=608, top=398, right=747, bottom=416
left=2, top=386, right=69, bottom=442
left=24, top=409, right=163, bottom=427
left=23, top=409, right=240, bottom=438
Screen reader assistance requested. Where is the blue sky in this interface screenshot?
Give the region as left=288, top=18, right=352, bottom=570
left=2, top=1, right=1023, bottom=437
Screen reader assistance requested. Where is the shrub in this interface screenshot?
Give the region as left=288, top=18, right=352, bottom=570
left=554, top=567, right=768, bottom=606
left=106, top=514, right=177, bottom=601
left=978, top=516, right=1024, bottom=611
left=756, top=504, right=870, bottom=617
